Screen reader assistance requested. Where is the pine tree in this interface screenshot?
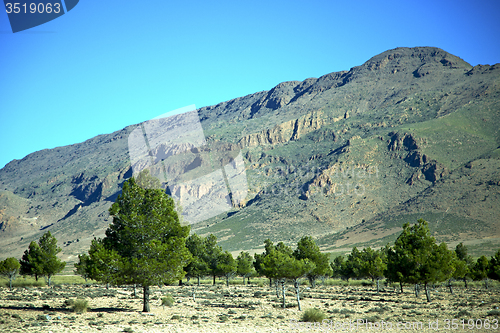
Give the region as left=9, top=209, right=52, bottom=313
left=254, top=239, right=275, bottom=287
left=237, top=251, right=255, bottom=285
left=385, top=219, right=453, bottom=301
left=216, top=251, right=237, bottom=287
left=0, top=257, right=21, bottom=290
left=293, top=236, right=332, bottom=288
left=20, top=241, right=44, bottom=281
left=489, top=249, right=500, bottom=282
left=330, top=256, right=347, bottom=280
left=345, top=247, right=363, bottom=281
left=360, top=247, right=386, bottom=292
left=472, top=255, right=491, bottom=290
left=454, top=242, right=473, bottom=288
left=74, top=254, right=91, bottom=282
left=185, top=234, right=210, bottom=286
left=261, top=241, right=315, bottom=310
left=20, top=232, right=66, bottom=286
left=203, top=234, right=223, bottom=285
left=88, top=177, right=191, bottom=312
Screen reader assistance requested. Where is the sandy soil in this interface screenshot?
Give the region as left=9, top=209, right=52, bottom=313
left=0, top=281, right=499, bottom=332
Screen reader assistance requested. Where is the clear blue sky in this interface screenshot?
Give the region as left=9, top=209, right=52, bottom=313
left=1, top=0, right=499, bottom=169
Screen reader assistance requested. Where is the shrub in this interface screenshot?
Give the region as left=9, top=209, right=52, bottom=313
left=301, top=308, right=326, bottom=322
left=72, top=299, right=89, bottom=313
left=487, top=309, right=500, bottom=317
left=161, top=295, right=174, bottom=307
left=456, top=310, right=471, bottom=318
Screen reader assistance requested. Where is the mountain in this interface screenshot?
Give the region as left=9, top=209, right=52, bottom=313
left=1, top=46, right=499, bottom=264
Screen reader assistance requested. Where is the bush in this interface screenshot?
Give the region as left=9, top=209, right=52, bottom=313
left=487, top=309, right=500, bottom=317
left=301, top=308, right=326, bottom=322
left=161, top=295, right=174, bottom=307
left=72, top=299, right=89, bottom=313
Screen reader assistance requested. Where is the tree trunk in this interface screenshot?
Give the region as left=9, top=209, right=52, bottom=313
left=9, top=278, right=13, bottom=291
left=281, top=280, right=286, bottom=309
left=47, top=275, right=52, bottom=287
left=106, top=283, right=109, bottom=290
left=308, top=276, right=316, bottom=288
left=192, top=287, right=196, bottom=302
left=178, top=279, right=183, bottom=286
left=197, top=276, right=200, bottom=286
left=133, top=284, right=137, bottom=298
left=448, top=279, right=453, bottom=294
left=242, top=277, right=245, bottom=285
left=414, top=284, right=419, bottom=298
left=269, top=278, right=272, bottom=288
left=226, top=276, right=229, bottom=287
left=295, top=280, right=302, bottom=311
left=248, top=277, right=251, bottom=285
left=35, top=274, right=38, bottom=282
left=425, top=283, right=431, bottom=302
left=143, top=285, right=150, bottom=312
left=463, top=276, right=468, bottom=289
left=213, top=275, right=216, bottom=286
left=400, top=281, right=403, bottom=293
left=484, top=278, right=489, bottom=290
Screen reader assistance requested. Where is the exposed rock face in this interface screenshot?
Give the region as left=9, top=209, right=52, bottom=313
left=388, top=132, right=419, bottom=151
left=404, top=151, right=427, bottom=167
left=422, top=160, right=448, bottom=183
left=304, top=162, right=378, bottom=198
left=238, top=111, right=326, bottom=147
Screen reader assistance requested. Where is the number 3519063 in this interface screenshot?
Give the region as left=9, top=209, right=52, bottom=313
left=5, top=3, right=61, bottom=14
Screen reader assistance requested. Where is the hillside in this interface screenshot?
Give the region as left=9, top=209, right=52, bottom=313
left=1, top=46, right=499, bottom=264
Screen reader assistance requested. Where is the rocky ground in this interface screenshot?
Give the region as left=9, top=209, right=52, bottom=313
left=1, top=281, right=499, bottom=332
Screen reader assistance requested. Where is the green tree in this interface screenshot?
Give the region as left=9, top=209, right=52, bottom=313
left=489, top=249, right=500, bottom=282
left=293, top=236, right=332, bottom=288
left=330, top=256, right=347, bottom=279
left=0, top=257, right=21, bottom=290
left=38, top=231, right=66, bottom=286
left=385, top=219, right=453, bottom=301
left=74, top=253, right=92, bottom=282
left=216, top=251, right=237, bottom=287
left=185, top=234, right=210, bottom=286
left=237, top=251, right=255, bottom=285
left=360, top=247, right=387, bottom=292
left=20, top=231, right=66, bottom=286
left=261, top=242, right=315, bottom=310
left=253, top=239, right=275, bottom=287
left=454, top=242, right=473, bottom=288
left=20, top=241, right=44, bottom=281
left=472, top=255, right=491, bottom=289
left=89, top=177, right=191, bottom=312
left=86, top=238, right=122, bottom=288
left=345, top=247, right=363, bottom=281
left=203, top=234, right=224, bottom=285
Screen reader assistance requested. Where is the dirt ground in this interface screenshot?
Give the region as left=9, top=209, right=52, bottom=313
left=0, top=281, right=499, bottom=332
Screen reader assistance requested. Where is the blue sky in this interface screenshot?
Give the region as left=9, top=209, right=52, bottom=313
left=1, top=0, right=499, bottom=169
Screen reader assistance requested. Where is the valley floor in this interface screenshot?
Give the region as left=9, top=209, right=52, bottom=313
left=0, top=281, right=499, bottom=332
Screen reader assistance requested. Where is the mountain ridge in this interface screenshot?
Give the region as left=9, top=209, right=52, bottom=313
left=1, top=46, right=499, bottom=264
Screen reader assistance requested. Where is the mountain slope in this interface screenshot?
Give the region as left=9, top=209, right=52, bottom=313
left=1, top=46, right=499, bottom=264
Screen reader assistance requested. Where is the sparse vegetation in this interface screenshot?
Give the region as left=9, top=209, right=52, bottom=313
left=301, top=308, right=326, bottom=322
left=72, top=299, right=89, bottom=313
left=161, top=295, right=174, bottom=307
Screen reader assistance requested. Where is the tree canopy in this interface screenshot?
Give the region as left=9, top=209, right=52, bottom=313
left=20, top=231, right=66, bottom=286
left=0, top=257, right=21, bottom=290
left=85, top=177, right=191, bottom=312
